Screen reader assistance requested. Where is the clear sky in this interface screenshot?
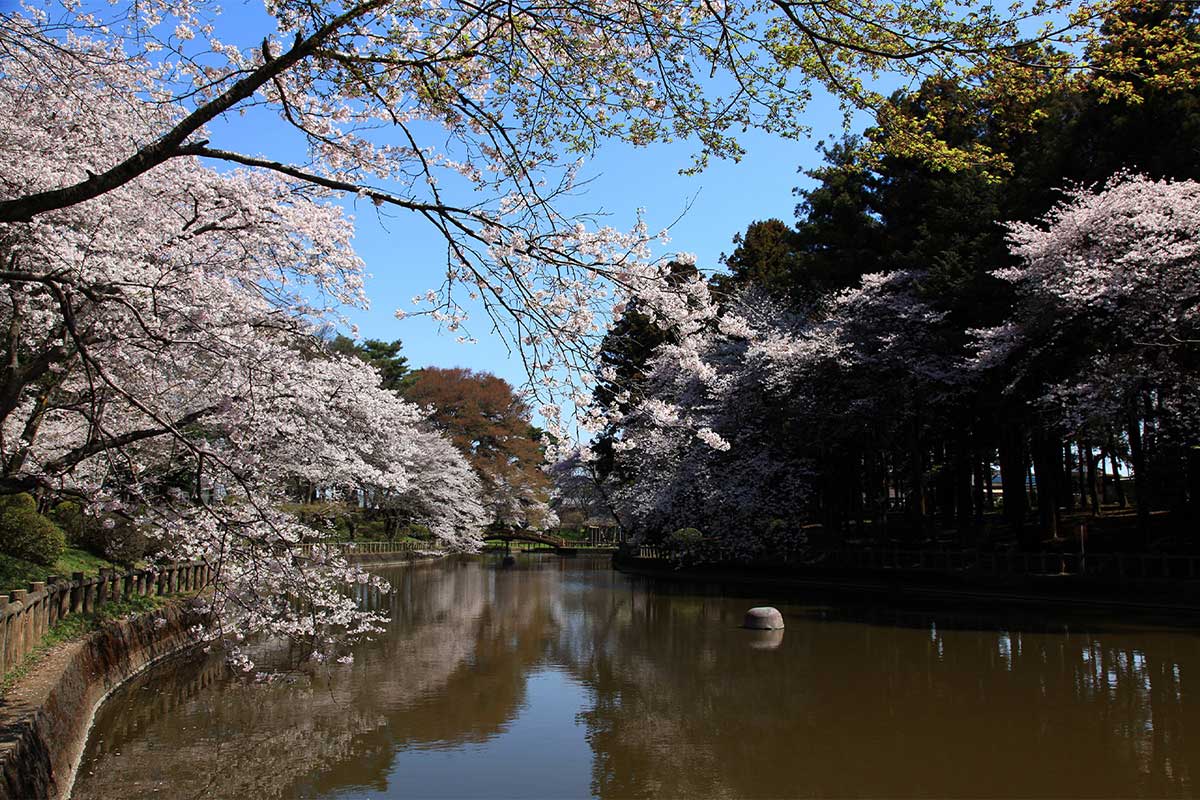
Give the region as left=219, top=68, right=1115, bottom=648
left=318, top=104, right=859, bottom=390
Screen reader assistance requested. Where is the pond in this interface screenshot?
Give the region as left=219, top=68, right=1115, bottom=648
left=72, top=555, right=1200, bottom=798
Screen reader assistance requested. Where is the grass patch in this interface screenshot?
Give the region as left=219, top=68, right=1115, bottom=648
left=0, top=594, right=169, bottom=698
left=0, top=547, right=118, bottom=591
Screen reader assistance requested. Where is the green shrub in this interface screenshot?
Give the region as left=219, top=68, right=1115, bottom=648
left=48, top=501, right=154, bottom=566
left=400, top=523, right=432, bottom=541
left=668, top=527, right=705, bottom=548
left=666, top=527, right=709, bottom=564
left=94, top=520, right=156, bottom=566
left=0, top=494, right=67, bottom=566
left=49, top=501, right=86, bottom=544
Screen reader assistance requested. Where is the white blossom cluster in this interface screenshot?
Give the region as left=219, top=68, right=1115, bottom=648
left=0, top=28, right=488, bottom=667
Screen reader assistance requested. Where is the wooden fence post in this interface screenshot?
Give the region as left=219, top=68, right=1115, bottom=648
left=0, top=599, right=9, bottom=674
left=96, top=569, right=110, bottom=607
left=29, top=583, right=45, bottom=639
left=70, top=572, right=84, bottom=613
left=10, top=590, right=27, bottom=665
left=45, top=577, right=60, bottom=627
left=2, top=600, right=15, bottom=673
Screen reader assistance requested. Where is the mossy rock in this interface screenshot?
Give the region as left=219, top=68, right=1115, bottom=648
left=0, top=493, right=67, bottom=566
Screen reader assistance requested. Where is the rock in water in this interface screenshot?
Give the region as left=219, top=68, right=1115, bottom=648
left=743, top=606, right=784, bottom=630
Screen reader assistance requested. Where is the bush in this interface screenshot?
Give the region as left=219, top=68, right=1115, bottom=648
left=0, top=494, right=67, bottom=566
left=668, top=527, right=704, bottom=547
left=49, top=501, right=86, bottom=544
left=667, top=527, right=709, bottom=564
left=48, top=501, right=155, bottom=565
left=400, top=523, right=432, bottom=541
left=93, top=520, right=157, bottom=566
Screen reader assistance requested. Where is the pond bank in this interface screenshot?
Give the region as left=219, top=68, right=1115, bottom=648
left=344, top=549, right=445, bottom=566
left=0, top=547, right=444, bottom=799
left=0, top=600, right=206, bottom=800
left=613, top=551, right=1200, bottom=617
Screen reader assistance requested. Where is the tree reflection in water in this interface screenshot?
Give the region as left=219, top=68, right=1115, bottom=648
left=74, top=558, right=1200, bottom=799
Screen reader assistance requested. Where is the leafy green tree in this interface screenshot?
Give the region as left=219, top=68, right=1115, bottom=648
left=329, top=336, right=414, bottom=394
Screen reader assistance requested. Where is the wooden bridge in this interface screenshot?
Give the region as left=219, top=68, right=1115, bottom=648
left=483, top=529, right=575, bottom=553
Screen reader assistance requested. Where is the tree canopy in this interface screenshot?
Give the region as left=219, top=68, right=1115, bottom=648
left=0, top=0, right=1175, bottom=429
left=404, top=367, right=555, bottom=531
left=591, top=4, right=1200, bottom=555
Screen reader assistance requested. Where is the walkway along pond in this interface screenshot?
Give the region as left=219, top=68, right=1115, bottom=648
left=71, top=555, right=1200, bottom=798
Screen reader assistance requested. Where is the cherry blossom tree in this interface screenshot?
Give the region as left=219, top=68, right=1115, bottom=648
left=0, top=0, right=1153, bottom=435
left=975, top=174, right=1200, bottom=537
left=0, top=36, right=485, bottom=666
left=602, top=267, right=965, bottom=557
left=978, top=175, right=1200, bottom=426
left=368, top=425, right=489, bottom=549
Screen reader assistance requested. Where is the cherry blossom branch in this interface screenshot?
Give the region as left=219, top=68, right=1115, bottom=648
left=0, top=0, right=389, bottom=223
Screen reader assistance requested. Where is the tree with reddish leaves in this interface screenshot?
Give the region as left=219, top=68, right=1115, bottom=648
left=404, top=368, right=555, bottom=532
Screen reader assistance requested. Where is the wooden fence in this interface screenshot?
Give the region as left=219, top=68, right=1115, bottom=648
left=0, top=561, right=211, bottom=676
left=298, top=540, right=424, bottom=557
left=632, top=546, right=1200, bottom=582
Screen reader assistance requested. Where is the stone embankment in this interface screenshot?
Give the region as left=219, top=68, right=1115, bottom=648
left=0, top=563, right=211, bottom=800
left=0, top=543, right=430, bottom=799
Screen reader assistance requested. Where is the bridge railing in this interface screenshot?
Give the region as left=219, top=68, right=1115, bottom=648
left=483, top=532, right=568, bottom=549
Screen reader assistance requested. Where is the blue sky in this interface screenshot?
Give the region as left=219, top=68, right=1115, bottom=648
left=165, top=1, right=867, bottom=393
left=310, top=108, right=857, bottom=389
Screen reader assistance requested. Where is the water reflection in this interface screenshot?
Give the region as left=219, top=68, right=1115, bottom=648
left=74, top=557, right=1200, bottom=799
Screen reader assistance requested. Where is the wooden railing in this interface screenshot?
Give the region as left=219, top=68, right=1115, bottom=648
left=631, top=546, right=1200, bottom=582
left=0, top=561, right=212, bottom=676
left=298, top=540, right=426, bottom=557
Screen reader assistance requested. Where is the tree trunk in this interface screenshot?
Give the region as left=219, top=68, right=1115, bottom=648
left=984, top=448, right=995, bottom=510
left=955, top=430, right=974, bottom=546
left=1108, top=437, right=1127, bottom=508
left=973, top=443, right=986, bottom=532
left=1063, top=442, right=1077, bottom=512
left=1188, top=445, right=1200, bottom=545
left=1084, top=440, right=1101, bottom=515
left=1031, top=427, right=1061, bottom=541
left=998, top=424, right=1030, bottom=549
left=1128, top=412, right=1150, bottom=550
left=1076, top=441, right=1088, bottom=513
left=908, top=415, right=926, bottom=536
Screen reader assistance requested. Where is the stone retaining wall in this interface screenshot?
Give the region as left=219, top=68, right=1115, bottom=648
left=0, top=545, right=432, bottom=799
left=0, top=601, right=206, bottom=800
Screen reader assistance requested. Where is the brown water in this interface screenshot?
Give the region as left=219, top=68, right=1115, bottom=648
left=72, top=556, right=1200, bottom=799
